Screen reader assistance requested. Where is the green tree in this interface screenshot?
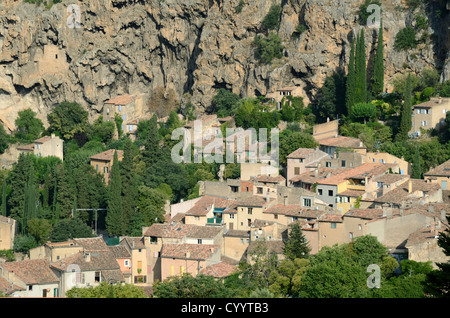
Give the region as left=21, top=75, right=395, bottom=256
left=67, top=282, right=147, bottom=298
left=283, top=222, right=311, bottom=260
left=106, top=151, right=124, bottom=236
left=351, top=102, right=377, bottom=123
left=279, top=130, right=318, bottom=166
left=47, top=102, right=89, bottom=140
left=394, top=26, right=417, bottom=51
left=261, top=4, right=281, bottom=31
left=426, top=215, right=450, bottom=298
left=411, top=146, right=422, bottom=179
left=121, top=139, right=138, bottom=234
left=253, top=32, right=284, bottom=64
left=354, top=29, right=367, bottom=104
left=49, top=218, right=94, bottom=242
left=371, top=20, right=384, bottom=96
left=14, top=109, right=44, bottom=142
left=345, top=38, right=356, bottom=115
left=55, top=164, right=76, bottom=220
left=88, top=116, right=115, bottom=143
left=316, top=71, right=346, bottom=122
left=153, top=273, right=236, bottom=298
left=268, top=258, right=310, bottom=297
left=136, top=185, right=166, bottom=226
left=211, top=88, right=241, bottom=117
left=27, top=218, right=52, bottom=245
left=396, top=73, right=413, bottom=142
left=0, top=124, right=10, bottom=154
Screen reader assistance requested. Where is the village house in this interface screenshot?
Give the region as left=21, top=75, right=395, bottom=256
left=286, top=147, right=330, bottom=184
left=317, top=214, right=344, bottom=250
left=103, top=94, right=144, bottom=124
left=424, top=158, right=450, bottom=190
left=410, top=97, right=450, bottom=137
left=222, top=229, right=250, bottom=263
left=0, top=259, right=60, bottom=297
left=29, top=240, right=83, bottom=262
left=0, top=215, right=16, bottom=251
left=16, top=134, right=64, bottom=161
left=108, top=244, right=132, bottom=284
left=118, top=237, right=148, bottom=286
left=234, top=195, right=276, bottom=231
left=365, top=151, right=411, bottom=175
left=318, top=151, right=364, bottom=170
left=89, top=149, right=124, bottom=184
left=266, top=86, right=304, bottom=110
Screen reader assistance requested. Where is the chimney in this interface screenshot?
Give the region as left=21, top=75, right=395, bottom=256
left=84, top=252, right=91, bottom=262
left=382, top=204, right=392, bottom=218
left=51, top=133, right=55, bottom=139
left=441, top=210, right=446, bottom=222
left=314, top=169, right=318, bottom=177
left=283, top=196, right=288, bottom=206
left=408, top=180, right=412, bottom=193
left=185, top=252, right=190, bottom=259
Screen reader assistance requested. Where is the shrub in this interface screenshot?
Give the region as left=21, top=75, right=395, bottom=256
left=261, top=4, right=281, bottom=31
left=358, top=0, right=382, bottom=25
left=394, top=26, right=417, bottom=51
left=253, top=32, right=283, bottom=64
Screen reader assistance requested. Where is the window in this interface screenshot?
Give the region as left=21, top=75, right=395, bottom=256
left=341, top=160, right=346, bottom=167
left=28, top=285, right=33, bottom=291
left=248, top=208, right=253, bottom=215
left=257, top=187, right=263, bottom=194
left=129, top=125, right=133, bottom=131
left=247, top=219, right=252, bottom=227
left=230, top=186, right=239, bottom=193
left=274, top=214, right=278, bottom=219
left=229, top=214, right=234, bottom=219
left=331, top=223, right=336, bottom=229
left=442, top=181, right=448, bottom=190
left=318, top=189, right=323, bottom=195
left=328, top=190, right=333, bottom=196
left=124, top=260, right=130, bottom=267
left=96, top=164, right=99, bottom=171
left=194, top=216, right=200, bottom=221
left=303, top=198, right=312, bottom=207
left=118, top=105, right=122, bottom=111
left=36, top=144, right=40, bottom=150
left=326, top=161, right=331, bottom=167
left=377, top=182, right=383, bottom=189
left=95, top=271, right=101, bottom=283
left=294, top=167, right=300, bottom=175
left=358, top=224, right=362, bottom=230
left=349, top=232, right=353, bottom=239
left=122, top=114, right=126, bottom=121
left=198, top=239, right=203, bottom=244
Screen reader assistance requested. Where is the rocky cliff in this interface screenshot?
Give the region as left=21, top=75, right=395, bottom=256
left=0, top=0, right=448, bottom=128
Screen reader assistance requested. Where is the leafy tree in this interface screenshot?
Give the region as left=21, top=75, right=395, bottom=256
left=261, top=4, right=281, bottom=31
left=106, top=151, right=123, bottom=236
left=315, top=71, right=346, bottom=122
left=88, top=116, right=115, bottom=143
left=67, top=282, right=147, bottom=298
left=121, top=139, right=138, bottom=234
left=49, top=218, right=94, bottom=242
left=283, top=222, right=311, bottom=260
left=153, top=273, right=236, bottom=298
left=394, top=26, right=417, bottom=51
left=253, top=32, right=284, bottom=64
left=0, top=124, right=10, bottom=154
left=371, top=20, right=384, bottom=96
left=14, top=109, right=44, bottom=142
left=279, top=130, right=318, bottom=166
left=351, top=102, right=377, bottom=123
left=114, top=113, right=123, bottom=138
left=55, top=164, right=76, bottom=220
left=437, top=80, right=450, bottom=97
left=211, top=88, right=241, bottom=117
left=47, top=102, right=89, bottom=140
left=136, top=185, right=166, bottom=226
left=27, top=218, right=52, bottom=245
left=13, top=235, right=38, bottom=254
left=268, top=258, right=310, bottom=297
left=425, top=215, right=450, bottom=298
left=411, top=146, right=422, bottom=179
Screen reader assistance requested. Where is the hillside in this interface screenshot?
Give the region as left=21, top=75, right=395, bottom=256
left=0, top=0, right=448, bottom=127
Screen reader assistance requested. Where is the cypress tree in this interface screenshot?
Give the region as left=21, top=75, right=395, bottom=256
left=8, top=153, right=34, bottom=222
left=371, top=20, right=384, bottom=97
left=355, top=29, right=367, bottom=104
left=142, top=115, right=161, bottom=168
left=283, top=222, right=311, bottom=260
left=411, top=146, right=422, bottom=179
left=23, top=167, right=37, bottom=234
left=55, top=165, right=76, bottom=220
left=106, top=151, right=123, bottom=237
left=121, top=138, right=138, bottom=234
left=396, top=72, right=413, bottom=142
left=345, top=38, right=356, bottom=116
left=1, top=180, right=6, bottom=217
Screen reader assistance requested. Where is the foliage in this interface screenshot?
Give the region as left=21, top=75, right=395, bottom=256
left=351, top=102, right=377, bottom=123
left=14, top=109, right=44, bottom=142
left=280, top=96, right=304, bottom=122
left=394, top=26, right=417, bottom=51
left=292, top=24, right=306, bottom=38
left=66, top=282, right=148, bottom=298
left=234, top=98, right=280, bottom=130
left=153, top=274, right=237, bottom=298
left=27, top=218, right=52, bottom=245
left=47, top=102, right=89, bottom=140
left=13, top=235, right=38, bottom=254
left=49, top=218, right=94, bottom=242
left=396, top=73, right=413, bottom=142
left=279, top=130, right=318, bottom=166
left=283, top=222, right=311, bottom=260
left=268, top=258, right=310, bottom=297
left=235, top=0, right=245, bottom=13
left=425, top=215, right=450, bottom=298
left=371, top=21, right=384, bottom=97
left=354, top=29, right=367, bottom=104
left=106, top=151, right=124, bottom=236
left=261, top=4, right=281, bottom=31
left=345, top=39, right=356, bottom=116
left=211, top=88, right=241, bottom=117
left=315, top=71, right=346, bottom=122
left=253, top=32, right=284, bottom=64
left=358, top=0, right=382, bottom=25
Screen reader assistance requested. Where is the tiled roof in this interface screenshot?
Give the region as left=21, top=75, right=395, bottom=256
left=50, top=250, right=121, bottom=272
left=184, top=195, right=238, bottom=216
left=161, top=243, right=219, bottom=260
left=343, top=208, right=384, bottom=220
left=247, top=240, right=285, bottom=255
left=413, top=97, right=450, bottom=108
left=318, top=163, right=395, bottom=185
left=424, top=159, right=450, bottom=177
left=184, top=114, right=218, bottom=128
left=143, top=223, right=222, bottom=240
left=263, top=204, right=325, bottom=219
left=337, top=189, right=365, bottom=197
left=287, top=148, right=315, bottom=159
left=200, top=262, right=238, bottom=278
left=318, top=214, right=343, bottom=223
left=108, top=245, right=131, bottom=258
left=104, top=94, right=134, bottom=105
left=255, top=175, right=286, bottom=183
left=224, top=229, right=250, bottom=238
left=0, top=275, right=24, bottom=294
left=90, top=149, right=124, bottom=162
left=318, top=135, right=366, bottom=149
left=238, top=195, right=272, bottom=207
left=74, top=237, right=109, bottom=251
left=16, top=143, right=35, bottom=151
left=1, top=259, right=59, bottom=285
left=373, top=173, right=409, bottom=184
left=289, top=167, right=348, bottom=183
left=373, top=179, right=441, bottom=205
left=34, top=136, right=54, bottom=144
left=121, top=236, right=146, bottom=249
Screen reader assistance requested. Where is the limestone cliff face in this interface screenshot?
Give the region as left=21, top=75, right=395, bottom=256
left=0, top=0, right=448, bottom=128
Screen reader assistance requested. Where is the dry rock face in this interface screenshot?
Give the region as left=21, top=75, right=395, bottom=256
left=0, top=0, right=448, bottom=127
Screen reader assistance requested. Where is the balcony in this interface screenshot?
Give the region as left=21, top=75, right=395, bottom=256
left=207, top=217, right=223, bottom=224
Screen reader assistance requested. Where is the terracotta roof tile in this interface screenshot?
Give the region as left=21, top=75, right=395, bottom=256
left=424, top=159, right=450, bottom=177
left=343, top=208, right=384, bottom=220
left=90, top=149, right=124, bottom=162
left=105, top=94, right=134, bottom=105
left=263, top=204, right=325, bottom=218
left=287, top=148, right=316, bottom=159
left=161, top=243, right=219, bottom=260
left=200, top=262, right=238, bottom=278
left=318, top=135, right=366, bottom=149
left=1, top=259, right=59, bottom=285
